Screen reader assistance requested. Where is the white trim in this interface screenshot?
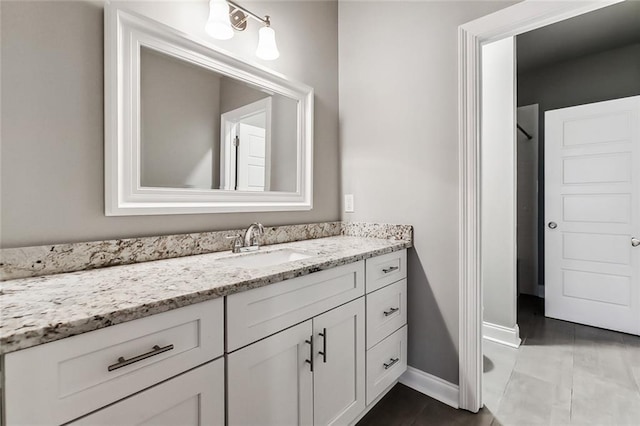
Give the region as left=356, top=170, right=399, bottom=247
left=538, top=284, right=545, bottom=299
left=104, top=5, right=314, bottom=216
left=458, top=0, right=624, bottom=413
left=482, top=322, right=521, bottom=348
left=399, top=367, right=459, bottom=409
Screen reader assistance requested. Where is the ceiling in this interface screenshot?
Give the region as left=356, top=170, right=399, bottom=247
left=517, top=0, right=640, bottom=73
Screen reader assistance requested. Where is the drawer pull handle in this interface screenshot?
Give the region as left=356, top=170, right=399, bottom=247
left=108, top=344, right=174, bottom=372
left=383, top=357, right=400, bottom=370
left=383, top=307, right=399, bottom=317
left=305, top=336, right=314, bottom=372
left=318, top=328, right=327, bottom=363
left=382, top=266, right=399, bottom=274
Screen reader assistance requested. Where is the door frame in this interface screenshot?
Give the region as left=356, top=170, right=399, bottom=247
left=457, top=0, right=624, bottom=413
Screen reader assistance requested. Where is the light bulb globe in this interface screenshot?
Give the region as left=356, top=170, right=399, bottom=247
left=205, top=0, right=234, bottom=40
left=256, top=26, right=280, bottom=60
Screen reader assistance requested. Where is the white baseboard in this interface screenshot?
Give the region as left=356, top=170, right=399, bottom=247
left=399, top=366, right=459, bottom=409
left=482, top=321, right=521, bottom=348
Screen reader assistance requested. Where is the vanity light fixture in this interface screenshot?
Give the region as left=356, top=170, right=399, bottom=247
left=205, top=0, right=280, bottom=60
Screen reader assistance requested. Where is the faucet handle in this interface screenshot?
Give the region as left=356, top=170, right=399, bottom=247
left=256, top=223, right=265, bottom=242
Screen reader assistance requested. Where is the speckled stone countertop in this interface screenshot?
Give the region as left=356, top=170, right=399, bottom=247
left=0, top=236, right=411, bottom=355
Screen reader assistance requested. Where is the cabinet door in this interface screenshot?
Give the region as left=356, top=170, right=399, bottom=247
left=70, top=358, right=224, bottom=425
left=313, top=298, right=366, bottom=426
left=228, top=320, right=314, bottom=426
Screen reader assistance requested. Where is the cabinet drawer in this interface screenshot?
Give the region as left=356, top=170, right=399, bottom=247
left=366, top=279, right=407, bottom=349
left=71, top=358, right=224, bottom=425
left=227, top=261, right=365, bottom=351
left=5, top=299, right=223, bottom=425
left=366, top=325, right=407, bottom=405
left=365, top=250, right=407, bottom=293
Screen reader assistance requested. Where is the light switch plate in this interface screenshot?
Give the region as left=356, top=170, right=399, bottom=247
left=345, top=194, right=354, bottom=213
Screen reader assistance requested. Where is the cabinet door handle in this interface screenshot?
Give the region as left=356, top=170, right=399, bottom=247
left=305, top=336, right=314, bottom=372
left=318, top=328, right=327, bottom=363
left=108, top=344, right=174, bottom=372
left=383, top=307, right=399, bottom=317
left=383, top=357, right=400, bottom=370
left=382, top=266, right=399, bottom=274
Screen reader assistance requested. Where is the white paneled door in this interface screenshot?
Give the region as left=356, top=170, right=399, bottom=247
left=545, top=96, right=640, bottom=335
left=237, top=123, right=267, bottom=192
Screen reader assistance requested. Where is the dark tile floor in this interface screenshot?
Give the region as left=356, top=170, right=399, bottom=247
left=357, top=383, right=497, bottom=426
left=358, top=296, right=640, bottom=426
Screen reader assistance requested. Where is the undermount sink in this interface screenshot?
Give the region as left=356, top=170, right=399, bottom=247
left=219, top=249, right=317, bottom=268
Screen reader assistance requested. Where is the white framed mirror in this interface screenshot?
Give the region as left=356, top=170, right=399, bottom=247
left=104, top=5, right=313, bottom=216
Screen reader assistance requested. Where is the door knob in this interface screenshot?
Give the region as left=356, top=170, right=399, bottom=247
left=633, top=237, right=640, bottom=247
left=548, top=222, right=558, bottom=229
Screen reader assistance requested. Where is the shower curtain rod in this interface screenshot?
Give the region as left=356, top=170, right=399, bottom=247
left=517, top=123, right=533, bottom=140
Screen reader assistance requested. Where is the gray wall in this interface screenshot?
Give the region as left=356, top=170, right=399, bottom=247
left=219, top=77, right=267, bottom=114
left=339, top=0, right=514, bottom=384
left=1, top=0, right=339, bottom=248
left=518, top=43, right=640, bottom=112
left=140, top=47, right=221, bottom=189
left=269, top=95, right=298, bottom=193
left=518, top=42, right=640, bottom=287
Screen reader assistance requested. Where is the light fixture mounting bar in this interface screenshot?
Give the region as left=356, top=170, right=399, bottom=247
left=227, top=0, right=270, bottom=27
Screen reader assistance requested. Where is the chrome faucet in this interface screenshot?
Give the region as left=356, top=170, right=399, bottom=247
left=243, top=223, right=265, bottom=250
left=227, top=223, right=265, bottom=253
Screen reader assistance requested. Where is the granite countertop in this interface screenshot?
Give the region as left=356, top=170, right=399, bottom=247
left=0, top=236, right=410, bottom=355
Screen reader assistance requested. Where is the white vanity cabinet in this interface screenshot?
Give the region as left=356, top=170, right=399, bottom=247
left=226, top=261, right=367, bottom=426
left=226, top=250, right=409, bottom=425
left=2, top=248, right=409, bottom=426
left=228, top=298, right=366, bottom=426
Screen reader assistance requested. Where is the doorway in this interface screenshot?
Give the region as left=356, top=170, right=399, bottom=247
left=458, top=0, right=630, bottom=413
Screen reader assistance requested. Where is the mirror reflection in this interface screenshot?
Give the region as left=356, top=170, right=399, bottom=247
left=139, top=46, right=298, bottom=192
